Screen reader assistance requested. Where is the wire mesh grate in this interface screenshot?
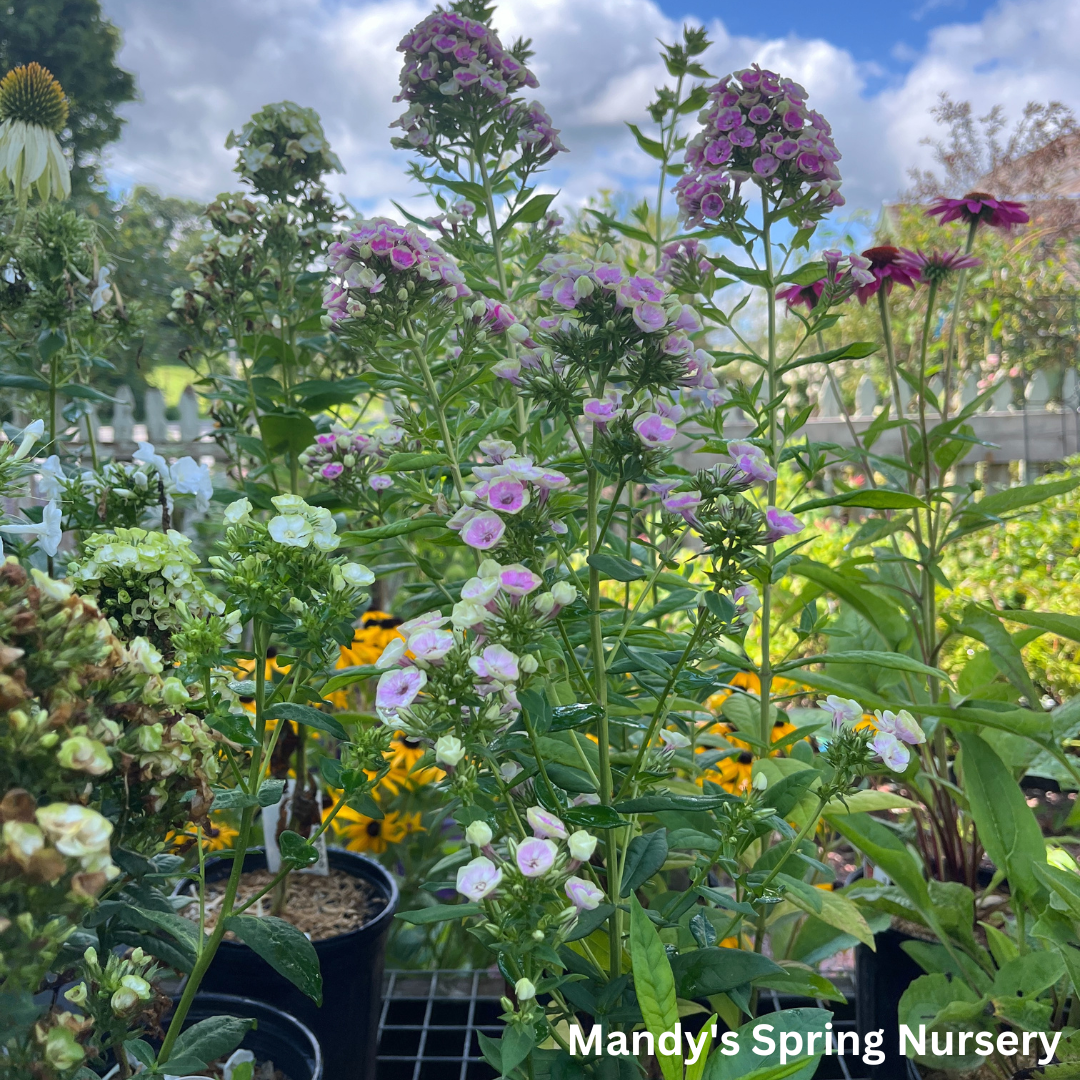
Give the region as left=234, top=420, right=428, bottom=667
left=377, top=970, right=871, bottom=1080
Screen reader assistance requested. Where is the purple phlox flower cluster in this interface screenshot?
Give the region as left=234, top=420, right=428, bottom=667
left=661, top=486, right=702, bottom=525
left=323, top=217, right=469, bottom=324
left=373, top=569, right=558, bottom=726
left=468, top=296, right=537, bottom=347
left=778, top=251, right=877, bottom=311
left=299, top=422, right=406, bottom=492
left=507, top=100, right=568, bottom=163
left=817, top=695, right=864, bottom=732
left=425, top=199, right=476, bottom=235
left=455, top=811, right=603, bottom=914
left=681, top=349, right=727, bottom=407
left=392, top=11, right=539, bottom=149
left=535, top=250, right=697, bottom=343
left=657, top=238, right=713, bottom=285
left=582, top=389, right=625, bottom=429
left=870, top=709, right=925, bottom=771
left=926, top=191, right=1029, bottom=232
left=677, top=64, right=843, bottom=228
left=448, top=449, right=570, bottom=547
left=728, top=441, right=776, bottom=484
left=762, top=506, right=804, bottom=543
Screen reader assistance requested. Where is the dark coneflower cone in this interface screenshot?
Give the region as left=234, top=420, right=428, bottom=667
left=0, top=63, right=69, bottom=132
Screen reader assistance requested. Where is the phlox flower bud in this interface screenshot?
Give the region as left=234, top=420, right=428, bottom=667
left=466, top=821, right=493, bottom=847
left=567, top=830, right=596, bottom=862
left=515, top=978, right=537, bottom=1002
left=526, top=806, right=567, bottom=839
left=565, top=875, right=605, bottom=911
left=551, top=581, right=577, bottom=607
left=435, top=734, right=466, bottom=768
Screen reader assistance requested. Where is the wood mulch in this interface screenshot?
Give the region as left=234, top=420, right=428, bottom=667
left=189, top=867, right=386, bottom=941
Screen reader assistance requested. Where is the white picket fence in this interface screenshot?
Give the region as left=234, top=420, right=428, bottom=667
left=48, top=372, right=1080, bottom=484
left=707, top=368, right=1080, bottom=484
left=63, top=384, right=229, bottom=463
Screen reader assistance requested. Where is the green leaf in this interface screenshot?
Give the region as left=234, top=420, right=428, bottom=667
left=264, top=702, right=347, bottom=740
left=0, top=373, right=50, bottom=391
left=627, top=123, right=667, bottom=160
left=167, top=1016, right=255, bottom=1074
left=672, top=947, right=782, bottom=998
left=780, top=650, right=949, bottom=684
left=777, top=342, right=878, bottom=377
left=620, top=830, right=669, bottom=896
left=995, top=608, right=1080, bottom=646
left=584, top=207, right=654, bottom=245
left=258, top=412, right=317, bottom=457
left=993, top=951, right=1065, bottom=998
left=822, top=790, right=916, bottom=814
left=257, top=778, right=286, bottom=807
left=587, top=552, right=646, bottom=581
left=696, top=886, right=757, bottom=916
left=561, top=804, right=625, bottom=830
left=712, top=1009, right=831, bottom=1080
left=129, top=907, right=203, bottom=951
left=498, top=1025, right=535, bottom=1077
left=279, top=830, right=319, bottom=869
left=615, top=793, right=735, bottom=814
left=209, top=785, right=259, bottom=810
left=0, top=991, right=43, bottom=1040
left=897, top=974, right=986, bottom=1069
left=778, top=261, right=828, bottom=286
left=960, top=606, right=1041, bottom=705
left=123, top=1040, right=156, bottom=1070
left=385, top=451, right=452, bottom=472
left=320, top=665, right=378, bottom=694
left=826, top=813, right=937, bottom=927
left=396, top=903, right=483, bottom=924
left=38, top=327, right=66, bottom=360
left=338, top=515, right=447, bottom=543
left=792, top=561, right=907, bottom=648
left=956, top=731, right=1046, bottom=902
left=204, top=712, right=259, bottom=748
left=508, top=192, right=557, bottom=226
left=789, top=490, right=927, bottom=513
left=630, top=896, right=681, bottom=1080
left=224, top=914, right=322, bottom=1004
left=777, top=875, right=875, bottom=948
left=565, top=903, right=615, bottom=942
left=971, top=475, right=1080, bottom=518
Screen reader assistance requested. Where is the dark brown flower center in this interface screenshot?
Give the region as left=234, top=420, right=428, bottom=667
left=366, top=821, right=382, bottom=837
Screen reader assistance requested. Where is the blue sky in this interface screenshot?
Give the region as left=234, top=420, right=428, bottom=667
left=658, top=0, right=1000, bottom=85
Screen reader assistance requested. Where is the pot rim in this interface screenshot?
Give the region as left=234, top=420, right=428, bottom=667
left=182, top=992, right=323, bottom=1080
left=176, top=845, right=400, bottom=946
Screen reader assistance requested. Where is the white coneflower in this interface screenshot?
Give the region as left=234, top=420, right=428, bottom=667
left=0, top=62, right=71, bottom=203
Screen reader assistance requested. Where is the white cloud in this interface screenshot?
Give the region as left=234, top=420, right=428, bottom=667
left=100, top=0, right=1080, bottom=219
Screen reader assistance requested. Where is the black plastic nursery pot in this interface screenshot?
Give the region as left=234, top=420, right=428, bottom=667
left=177, top=994, right=323, bottom=1080
left=186, top=848, right=399, bottom=1080
left=855, top=928, right=931, bottom=1080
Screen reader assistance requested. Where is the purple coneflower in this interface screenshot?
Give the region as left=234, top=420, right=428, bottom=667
left=925, top=191, right=1029, bottom=231
left=899, top=249, right=981, bottom=286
